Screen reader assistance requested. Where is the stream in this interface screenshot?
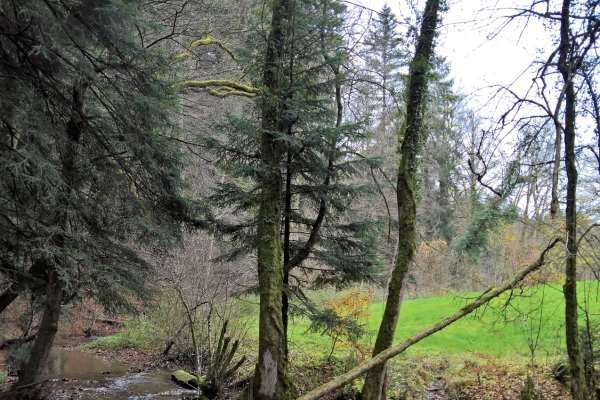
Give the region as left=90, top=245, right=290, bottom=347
left=46, top=346, right=197, bottom=399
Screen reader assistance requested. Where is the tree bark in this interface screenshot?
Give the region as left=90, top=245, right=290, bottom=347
left=299, top=239, right=562, bottom=400
left=550, top=114, right=562, bottom=219
left=17, top=261, right=62, bottom=387
left=0, top=287, right=20, bottom=316
left=558, top=1, right=588, bottom=398
left=282, top=150, right=292, bottom=360
left=361, top=1, right=441, bottom=399
left=252, top=0, right=291, bottom=398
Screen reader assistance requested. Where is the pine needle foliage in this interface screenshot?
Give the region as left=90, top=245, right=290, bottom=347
left=0, top=0, right=200, bottom=313
left=203, top=0, right=383, bottom=293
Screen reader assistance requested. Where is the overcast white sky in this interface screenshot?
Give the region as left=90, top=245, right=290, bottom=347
left=361, top=0, right=554, bottom=110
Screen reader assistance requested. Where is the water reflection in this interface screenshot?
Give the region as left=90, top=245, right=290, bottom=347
left=46, top=347, right=191, bottom=399
left=46, top=347, right=128, bottom=380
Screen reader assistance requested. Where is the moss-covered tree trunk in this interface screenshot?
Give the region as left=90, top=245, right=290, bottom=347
left=361, top=1, right=441, bottom=399
left=282, top=151, right=292, bottom=361
left=558, top=1, right=588, bottom=398
left=252, top=1, right=290, bottom=399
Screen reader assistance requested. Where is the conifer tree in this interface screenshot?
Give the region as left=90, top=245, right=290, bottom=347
left=361, top=4, right=407, bottom=142
left=0, top=0, right=198, bottom=392
left=201, top=0, right=382, bottom=397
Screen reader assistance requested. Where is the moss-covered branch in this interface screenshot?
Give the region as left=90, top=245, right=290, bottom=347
left=298, top=238, right=563, bottom=400
left=177, top=37, right=260, bottom=98
left=182, top=79, right=261, bottom=98
left=177, top=36, right=237, bottom=61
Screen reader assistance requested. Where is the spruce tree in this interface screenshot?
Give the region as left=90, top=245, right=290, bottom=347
left=361, top=4, right=407, bottom=147
left=207, top=1, right=382, bottom=307
left=201, top=0, right=382, bottom=397
left=0, top=0, right=198, bottom=391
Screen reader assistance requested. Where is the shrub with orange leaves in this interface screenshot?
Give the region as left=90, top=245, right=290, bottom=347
left=309, top=288, right=373, bottom=362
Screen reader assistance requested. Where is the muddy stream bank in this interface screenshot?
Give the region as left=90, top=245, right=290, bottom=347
left=46, top=346, right=196, bottom=399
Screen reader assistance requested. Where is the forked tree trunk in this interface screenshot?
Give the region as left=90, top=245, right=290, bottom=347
left=361, top=1, right=442, bottom=399
left=252, top=1, right=291, bottom=399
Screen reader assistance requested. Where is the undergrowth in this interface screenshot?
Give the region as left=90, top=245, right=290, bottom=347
left=86, top=320, right=158, bottom=351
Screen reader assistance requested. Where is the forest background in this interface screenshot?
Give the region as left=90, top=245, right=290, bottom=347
left=0, top=0, right=599, bottom=399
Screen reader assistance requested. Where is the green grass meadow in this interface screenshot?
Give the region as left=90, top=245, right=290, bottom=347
left=286, top=281, right=600, bottom=360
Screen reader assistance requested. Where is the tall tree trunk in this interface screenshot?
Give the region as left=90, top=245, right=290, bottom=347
left=361, top=1, right=441, bottom=399
left=558, top=1, right=588, bottom=398
left=17, top=261, right=62, bottom=388
left=550, top=115, right=562, bottom=219
left=16, top=81, right=87, bottom=391
left=252, top=0, right=290, bottom=398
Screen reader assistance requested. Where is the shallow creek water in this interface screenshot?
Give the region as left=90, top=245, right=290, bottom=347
left=46, top=346, right=196, bottom=399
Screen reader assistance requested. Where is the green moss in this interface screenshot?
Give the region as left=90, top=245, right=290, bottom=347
left=171, top=369, right=199, bottom=388
left=182, top=80, right=260, bottom=97
left=177, top=37, right=237, bottom=61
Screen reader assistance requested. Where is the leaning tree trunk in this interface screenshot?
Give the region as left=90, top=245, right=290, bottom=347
left=558, top=1, right=588, bottom=398
left=16, top=81, right=87, bottom=391
left=0, top=260, right=47, bottom=316
left=252, top=1, right=291, bottom=399
left=361, top=1, right=442, bottom=399
left=0, top=286, right=21, bottom=316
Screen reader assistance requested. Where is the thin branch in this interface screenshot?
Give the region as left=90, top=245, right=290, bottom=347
left=468, top=156, right=503, bottom=198
left=578, top=224, right=600, bottom=247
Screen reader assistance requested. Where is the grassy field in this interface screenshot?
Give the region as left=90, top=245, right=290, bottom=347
left=286, top=280, right=600, bottom=359
left=280, top=282, right=599, bottom=398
